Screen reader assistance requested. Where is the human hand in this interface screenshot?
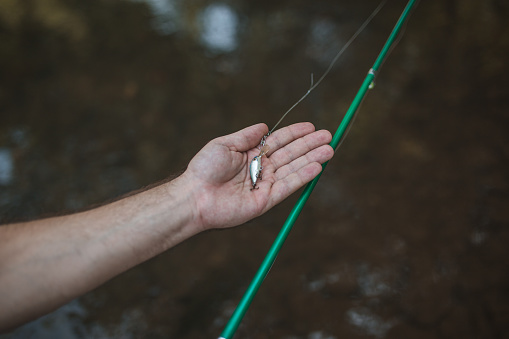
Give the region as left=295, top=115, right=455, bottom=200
left=183, top=122, right=334, bottom=230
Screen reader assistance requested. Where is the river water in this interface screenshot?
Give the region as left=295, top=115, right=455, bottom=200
left=1, top=0, right=508, bottom=338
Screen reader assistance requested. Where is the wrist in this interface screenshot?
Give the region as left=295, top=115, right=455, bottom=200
left=94, top=172, right=203, bottom=258
left=157, top=172, right=203, bottom=240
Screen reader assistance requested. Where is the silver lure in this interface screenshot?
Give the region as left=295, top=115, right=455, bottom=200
left=249, top=155, right=263, bottom=190
left=249, top=136, right=270, bottom=190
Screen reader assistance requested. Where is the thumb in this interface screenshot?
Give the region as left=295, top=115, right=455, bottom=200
left=218, top=123, right=269, bottom=152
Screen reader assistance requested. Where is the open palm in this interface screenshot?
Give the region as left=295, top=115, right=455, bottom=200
left=185, top=122, right=334, bottom=230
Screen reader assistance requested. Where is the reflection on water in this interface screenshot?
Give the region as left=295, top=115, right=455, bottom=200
left=356, top=264, right=392, bottom=298
left=4, top=300, right=147, bottom=339
left=307, top=19, right=345, bottom=66
left=1, top=0, right=509, bottom=338
left=470, top=228, right=488, bottom=246
left=307, top=331, right=337, bottom=339
left=0, top=148, right=13, bottom=186
left=347, top=307, right=396, bottom=338
left=4, top=301, right=87, bottom=339
left=133, top=0, right=180, bottom=35
left=134, top=0, right=240, bottom=53
left=199, top=4, right=239, bottom=53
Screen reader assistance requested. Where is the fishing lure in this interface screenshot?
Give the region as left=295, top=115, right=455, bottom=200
left=249, top=139, right=270, bottom=190
left=248, top=0, right=386, bottom=190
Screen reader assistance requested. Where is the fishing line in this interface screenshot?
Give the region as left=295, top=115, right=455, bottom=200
left=268, top=0, right=387, bottom=135
left=251, top=0, right=387, bottom=190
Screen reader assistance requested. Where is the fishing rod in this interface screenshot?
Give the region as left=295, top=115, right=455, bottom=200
left=219, top=0, right=418, bottom=338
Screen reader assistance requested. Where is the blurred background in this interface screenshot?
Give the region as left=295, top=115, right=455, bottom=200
left=1, top=0, right=508, bottom=338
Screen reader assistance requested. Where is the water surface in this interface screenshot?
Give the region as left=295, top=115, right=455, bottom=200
left=1, top=0, right=508, bottom=338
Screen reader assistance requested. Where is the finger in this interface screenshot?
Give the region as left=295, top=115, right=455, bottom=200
left=265, top=122, right=316, bottom=156
left=274, top=144, right=334, bottom=181
left=269, top=129, right=332, bottom=169
left=218, top=123, right=269, bottom=152
left=267, top=162, right=323, bottom=208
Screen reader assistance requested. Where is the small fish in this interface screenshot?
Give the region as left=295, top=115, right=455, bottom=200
left=249, top=145, right=269, bottom=190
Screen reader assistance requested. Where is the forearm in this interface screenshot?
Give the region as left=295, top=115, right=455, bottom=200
left=0, top=121, right=334, bottom=332
left=0, top=174, right=200, bottom=332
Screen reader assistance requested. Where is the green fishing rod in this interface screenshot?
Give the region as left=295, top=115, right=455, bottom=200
left=218, top=0, right=418, bottom=338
